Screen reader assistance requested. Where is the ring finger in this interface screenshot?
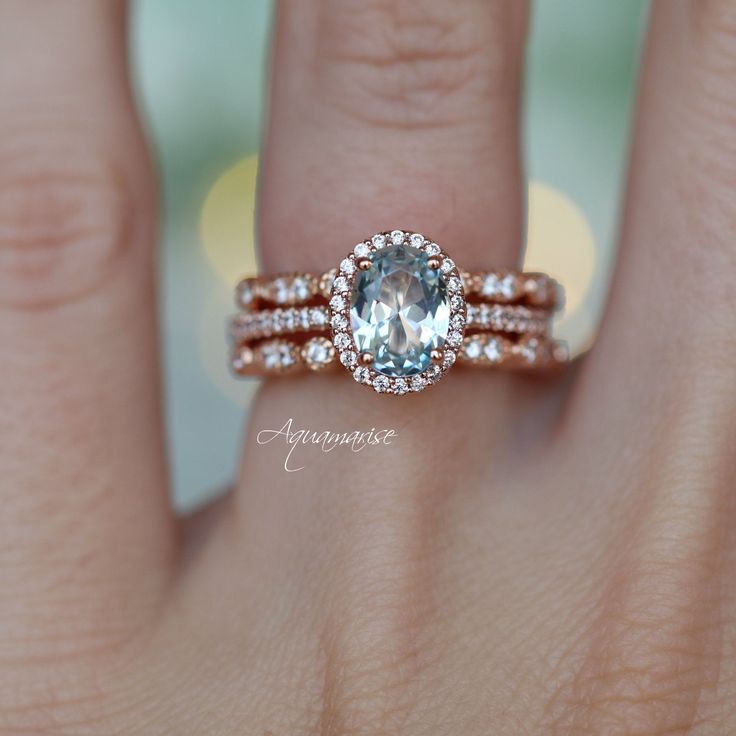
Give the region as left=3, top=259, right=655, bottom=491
left=222, top=1, right=531, bottom=719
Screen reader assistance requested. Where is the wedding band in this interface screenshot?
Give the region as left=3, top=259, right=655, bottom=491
left=230, top=303, right=552, bottom=343
left=235, top=268, right=560, bottom=310
left=230, top=229, right=568, bottom=395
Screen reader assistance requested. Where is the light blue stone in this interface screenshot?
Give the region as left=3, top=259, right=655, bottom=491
left=350, top=243, right=451, bottom=377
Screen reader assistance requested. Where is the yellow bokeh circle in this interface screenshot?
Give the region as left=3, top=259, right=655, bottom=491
left=201, top=154, right=259, bottom=284
left=200, top=158, right=597, bottom=361
left=524, top=180, right=596, bottom=318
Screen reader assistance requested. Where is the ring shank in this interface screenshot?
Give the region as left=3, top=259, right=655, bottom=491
left=229, top=231, right=567, bottom=390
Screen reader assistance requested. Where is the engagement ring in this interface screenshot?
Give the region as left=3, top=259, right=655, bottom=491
left=230, top=230, right=568, bottom=395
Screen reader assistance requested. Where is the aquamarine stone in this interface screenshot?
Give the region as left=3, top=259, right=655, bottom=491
left=350, top=243, right=451, bottom=377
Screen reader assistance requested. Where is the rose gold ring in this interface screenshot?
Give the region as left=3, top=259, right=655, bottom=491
left=229, top=229, right=568, bottom=395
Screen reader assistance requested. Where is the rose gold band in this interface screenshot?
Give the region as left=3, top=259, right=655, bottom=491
left=231, top=334, right=568, bottom=377
left=235, top=268, right=561, bottom=311
left=228, top=229, right=568, bottom=395
left=230, top=302, right=553, bottom=344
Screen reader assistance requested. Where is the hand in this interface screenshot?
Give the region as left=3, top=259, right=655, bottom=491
left=2, top=1, right=735, bottom=734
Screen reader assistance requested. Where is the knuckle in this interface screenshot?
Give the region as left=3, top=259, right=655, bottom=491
left=316, top=0, right=523, bottom=129
left=299, top=505, right=440, bottom=732
left=0, top=133, right=138, bottom=311
left=545, top=626, right=723, bottom=736
left=543, top=494, right=731, bottom=736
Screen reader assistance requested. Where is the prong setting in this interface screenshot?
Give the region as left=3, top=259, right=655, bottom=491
left=430, top=348, right=445, bottom=364
left=328, top=230, right=466, bottom=395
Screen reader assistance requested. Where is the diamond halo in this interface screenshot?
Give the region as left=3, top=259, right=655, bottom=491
left=328, top=230, right=466, bottom=395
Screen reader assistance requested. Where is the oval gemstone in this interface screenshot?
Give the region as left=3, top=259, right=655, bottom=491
left=350, top=243, right=451, bottom=377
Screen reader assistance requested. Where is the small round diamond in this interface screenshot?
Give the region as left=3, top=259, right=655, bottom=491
left=333, top=275, right=349, bottom=292
left=519, top=339, right=538, bottom=363
left=447, top=276, right=462, bottom=292
left=292, top=276, right=311, bottom=301
left=273, top=277, right=290, bottom=304
left=443, top=351, right=456, bottom=368
left=329, top=294, right=346, bottom=312
left=479, top=304, right=493, bottom=328
left=484, top=338, right=503, bottom=363
left=331, top=313, right=348, bottom=330
left=310, top=307, right=328, bottom=327
left=425, top=242, right=440, bottom=256
left=340, top=350, right=357, bottom=367
left=482, top=273, right=516, bottom=300
left=373, top=375, right=390, bottom=393
left=303, top=337, right=334, bottom=370
left=450, top=295, right=464, bottom=310
left=411, top=375, right=427, bottom=391
left=333, top=332, right=352, bottom=350
left=257, top=313, right=271, bottom=333
left=353, top=366, right=371, bottom=383
left=372, top=233, right=387, bottom=249
left=354, top=242, right=371, bottom=257
left=319, top=269, right=336, bottom=297
left=390, top=229, right=405, bottom=245
left=409, top=233, right=424, bottom=247
left=271, top=311, right=284, bottom=333
left=262, top=341, right=295, bottom=371
left=340, top=258, right=356, bottom=275
left=447, top=331, right=463, bottom=347
left=427, top=365, right=442, bottom=382
left=283, top=309, right=297, bottom=330
left=236, top=280, right=255, bottom=307
left=231, top=345, right=254, bottom=373
left=440, top=258, right=455, bottom=274
left=393, top=378, right=409, bottom=395
left=464, top=339, right=482, bottom=360
left=451, top=313, right=465, bottom=330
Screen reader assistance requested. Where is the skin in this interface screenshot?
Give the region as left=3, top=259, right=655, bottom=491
left=0, top=0, right=735, bottom=733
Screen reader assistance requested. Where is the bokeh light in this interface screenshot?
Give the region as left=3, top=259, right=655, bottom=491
left=200, top=158, right=598, bottom=359
left=524, top=180, right=596, bottom=319
left=524, top=180, right=598, bottom=356
left=134, top=0, right=642, bottom=506
left=199, top=159, right=597, bottom=391
left=201, top=154, right=259, bottom=284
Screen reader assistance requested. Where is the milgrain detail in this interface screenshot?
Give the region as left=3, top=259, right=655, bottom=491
left=230, top=231, right=567, bottom=388
left=235, top=270, right=561, bottom=310
left=541, top=455, right=733, bottom=735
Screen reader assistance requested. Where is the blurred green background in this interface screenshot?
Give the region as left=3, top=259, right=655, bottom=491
left=131, top=0, right=647, bottom=510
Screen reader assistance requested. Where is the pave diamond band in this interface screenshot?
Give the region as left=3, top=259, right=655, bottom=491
left=236, top=269, right=561, bottom=310
left=232, top=334, right=568, bottom=379
left=230, top=230, right=568, bottom=395
left=230, top=303, right=551, bottom=344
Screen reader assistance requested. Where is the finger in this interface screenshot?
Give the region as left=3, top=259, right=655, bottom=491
left=0, top=1, right=175, bottom=657
left=220, top=1, right=529, bottom=715
left=246, top=0, right=532, bottom=475
left=574, top=0, right=736, bottom=433
left=259, top=0, right=527, bottom=273
left=251, top=0, right=531, bottom=438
